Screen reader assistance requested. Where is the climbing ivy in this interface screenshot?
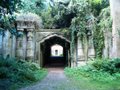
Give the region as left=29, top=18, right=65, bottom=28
left=69, top=0, right=94, bottom=63
left=69, top=0, right=111, bottom=59
left=93, top=6, right=112, bottom=58
left=93, top=26, right=104, bottom=58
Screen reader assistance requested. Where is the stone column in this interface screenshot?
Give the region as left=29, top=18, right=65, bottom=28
left=0, top=34, right=2, bottom=58
left=6, top=30, right=12, bottom=58
left=103, top=31, right=112, bottom=58
left=11, top=35, right=16, bottom=58
left=77, top=37, right=86, bottom=66
left=88, top=36, right=95, bottom=59
left=71, top=40, right=77, bottom=67
left=16, top=28, right=24, bottom=59
left=110, top=0, right=120, bottom=58
left=26, top=29, right=34, bottom=60
left=22, top=31, right=27, bottom=60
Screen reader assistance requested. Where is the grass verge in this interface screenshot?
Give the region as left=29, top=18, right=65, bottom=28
left=64, top=58, right=120, bottom=90
left=65, top=67, right=120, bottom=90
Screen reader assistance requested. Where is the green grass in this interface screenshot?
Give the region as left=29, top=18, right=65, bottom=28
left=0, top=58, right=47, bottom=90
left=64, top=67, right=120, bottom=90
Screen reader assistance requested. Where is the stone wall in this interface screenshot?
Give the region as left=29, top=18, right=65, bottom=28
left=103, top=31, right=112, bottom=58
left=110, top=0, right=120, bottom=58
left=76, top=36, right=95, bottom=66
left=0, top=30, right=16, bottom=59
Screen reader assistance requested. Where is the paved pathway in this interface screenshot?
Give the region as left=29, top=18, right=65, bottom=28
left=20, top=67, right=80, bottom=90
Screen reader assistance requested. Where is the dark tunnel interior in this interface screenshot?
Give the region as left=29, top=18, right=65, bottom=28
left=40, top=36, right=70, bottom=67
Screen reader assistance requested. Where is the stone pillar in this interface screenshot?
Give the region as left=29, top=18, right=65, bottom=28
left=77, top=37, right=86, bottom=66
left=88, top=36, right=95, bottom=59
left=6, top=30, right=12, bottom=58
left=26, top=29, right=34, bottom=60
left=103, top=31, right=112, bottom=58
left=16, top=28, right=24, bottom=59
left=22, top=31, right=27, bottom=60
left=3, top=30, right=12, bottom=59
left=110, top=0, right=120, bottom=58
left=0, top=34, right=3, bottom=58
left=71, top=40, right=77, bottom=67
left=11, top=35, right=16, bottom=58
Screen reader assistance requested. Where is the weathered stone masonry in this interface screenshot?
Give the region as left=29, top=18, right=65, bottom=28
left=0, top=13, right=95, bottom=67
left=2, top=1, right=120, bottom=67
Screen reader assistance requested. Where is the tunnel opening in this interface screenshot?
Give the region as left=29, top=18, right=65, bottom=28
left=50, top=44, right=64, bottom=66
left=40, top=35, right=70, bottom=68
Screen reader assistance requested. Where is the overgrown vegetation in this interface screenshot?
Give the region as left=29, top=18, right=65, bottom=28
left=0, top=58, right=47, bottom=90
left=0, top=0, right=112, bottom=58
left=0, top=0, right=22, bottom=34
left=1, top=0, right=111, bottom=59
left=65, top=58, right=120, bottom=90
left=20, top=0, right=46, bottom=15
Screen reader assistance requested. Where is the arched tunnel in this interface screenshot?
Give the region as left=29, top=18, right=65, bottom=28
left=40, top=35, right=70, bottom=67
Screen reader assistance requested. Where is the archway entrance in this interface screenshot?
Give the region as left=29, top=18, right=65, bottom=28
left=39, top=34, right=70, bottom=67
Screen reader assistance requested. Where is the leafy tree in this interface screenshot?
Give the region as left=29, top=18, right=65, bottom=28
left=42, top=0, right=76, bottom=29
left=99, top=6, right=112, bottom=32
left=90, top=0, right=109, bottom=16
left=0, top=0, right=21, bottom=33
left=20, top=0, right=46, bottom=16
left=52, top=0, right=76, bottom=28
left=41, top=7, right=55, bottom=29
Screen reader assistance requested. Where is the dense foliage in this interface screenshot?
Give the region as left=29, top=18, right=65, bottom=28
left=0, top=58, right=47, bottom=90
left=0, top=0, right=22, bottom=33
left=65, top=58, right=120, bottom=90
left=41, top=0, right=76, bottom=29
left=93, top=6, right=112, bottom=57
left=65, top=58, right=120, bottom=79
left=65, top=58, right=120, bottom=80
left=91, top=58, right=120, bottom=74
left=20, top=0, right=46, bottom=15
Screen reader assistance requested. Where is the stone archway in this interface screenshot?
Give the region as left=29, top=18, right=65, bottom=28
left=38, top=34, right=70, bottom=67
left=0, top=12, right=96, bottom=68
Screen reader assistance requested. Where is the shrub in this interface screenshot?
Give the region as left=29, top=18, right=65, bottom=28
left=65, top=58, right=120, bottom=83
left=91, top=58, right=120, bottom=74
left=0, top=67, right=9, bottom=78
left=91, top=58, right=104, bottom=70
left=0, top=58, right=47, bottom=89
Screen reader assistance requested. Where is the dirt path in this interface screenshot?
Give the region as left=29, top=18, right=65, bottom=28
left=20, top=67, right=80, bottom=90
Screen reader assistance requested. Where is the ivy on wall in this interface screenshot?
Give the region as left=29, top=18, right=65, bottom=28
left=93, top=6, right=112, bottom=58
left=0, top=0, right=112, bottom=59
